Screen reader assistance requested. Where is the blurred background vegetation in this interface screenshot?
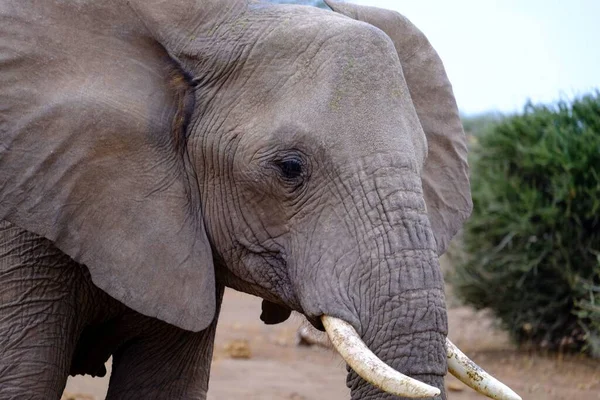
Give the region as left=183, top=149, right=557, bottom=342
left=453, top=93, right=600, bottom=357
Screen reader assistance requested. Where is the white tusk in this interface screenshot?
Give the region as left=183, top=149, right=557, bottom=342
left=322, top=315, right=441, bottom=398
left=447, top=338, right=522, bottom=400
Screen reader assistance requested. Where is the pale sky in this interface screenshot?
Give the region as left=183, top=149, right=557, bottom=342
left=351, top=0, right=600, bottom=115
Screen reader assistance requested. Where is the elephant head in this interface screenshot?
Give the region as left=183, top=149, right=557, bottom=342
left=0, top=0, right=520, bottom=398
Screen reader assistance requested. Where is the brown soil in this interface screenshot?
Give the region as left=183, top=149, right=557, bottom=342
left=64, top=277, right=600, bottom=400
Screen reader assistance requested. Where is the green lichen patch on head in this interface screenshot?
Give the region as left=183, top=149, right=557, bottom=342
left=391, top=86, right=404, bottom=99
left=328, top=56, right=355, bottom=111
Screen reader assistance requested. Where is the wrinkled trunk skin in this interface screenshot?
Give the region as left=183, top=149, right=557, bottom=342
left=347, top=249, right=448, bottom=400
left=328, top=166, right=448, bottom=400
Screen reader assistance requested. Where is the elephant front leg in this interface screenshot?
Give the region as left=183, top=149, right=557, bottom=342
left=0, top=220, right=84, bottom=400
left=106, top=284, right=224, bottom=400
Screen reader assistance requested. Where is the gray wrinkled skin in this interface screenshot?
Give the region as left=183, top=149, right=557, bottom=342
left=0, top=0, right=471, bottom=399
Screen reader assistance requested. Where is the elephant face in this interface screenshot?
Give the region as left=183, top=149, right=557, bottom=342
left=199, top=9, right=431, bottom=313
left=0, top=0, right=484, bottom=399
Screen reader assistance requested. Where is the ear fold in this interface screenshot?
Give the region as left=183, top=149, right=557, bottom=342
left=325, top=0, right=473, bottom=255
left=0, top=2, right=215, bottom=331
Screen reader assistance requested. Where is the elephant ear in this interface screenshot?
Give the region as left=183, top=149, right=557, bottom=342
left=325, top=0, right=473, bottom=255
left=0, top=1, right=216, bottom=331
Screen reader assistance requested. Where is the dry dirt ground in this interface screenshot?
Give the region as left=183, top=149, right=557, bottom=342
left=64, top=269, right=600, bottom=400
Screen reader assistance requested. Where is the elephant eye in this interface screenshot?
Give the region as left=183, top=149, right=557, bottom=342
left=278, top=159, right=302, bottom=178
left=274, top=156, right=306, bottom=184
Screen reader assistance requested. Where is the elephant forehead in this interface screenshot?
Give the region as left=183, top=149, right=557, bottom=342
left=246, top=10, right=407, bottom=96
left=232, top=11, right=424, bottom=158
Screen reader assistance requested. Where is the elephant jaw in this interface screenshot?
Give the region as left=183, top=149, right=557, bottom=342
left=322, top=316, right=522, bottom=400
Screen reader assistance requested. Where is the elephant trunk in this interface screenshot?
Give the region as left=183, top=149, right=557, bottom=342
left=293, top=167, right=448, bottom=399
left=306, top=172, right=448, bottom=398
left=342, top=249, right=448, bottom=400
left=296, top=167, right=520, bottom=399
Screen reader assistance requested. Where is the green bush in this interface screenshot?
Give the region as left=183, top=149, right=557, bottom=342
left=451, top=93, right=600, bottom=356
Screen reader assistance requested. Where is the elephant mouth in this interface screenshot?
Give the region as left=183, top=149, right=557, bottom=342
left=321, top=316, right=522, bottom=400
left=305, top=315, right=326, bottom=332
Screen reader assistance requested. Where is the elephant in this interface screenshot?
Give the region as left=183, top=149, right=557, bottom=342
left=0, top=0, right=522, bottom=399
